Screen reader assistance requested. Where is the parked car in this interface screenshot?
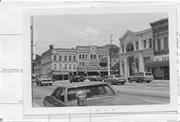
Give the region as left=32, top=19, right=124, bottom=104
left=43, top=82, right=156, bottom=107
left=88, top=75, right=103, bottom=82
left=69, top=75, right=85, bottom=83
left=128, top=72, right=154, bottom=83
left=36, top=77, right=53, bottom=86
left=103, top=74, right=126, bottom=85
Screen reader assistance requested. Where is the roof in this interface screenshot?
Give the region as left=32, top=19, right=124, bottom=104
left=57, top=82, right=108, bottom=88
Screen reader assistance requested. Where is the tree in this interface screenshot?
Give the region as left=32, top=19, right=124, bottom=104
left=111, top=62, right=120, bottom=74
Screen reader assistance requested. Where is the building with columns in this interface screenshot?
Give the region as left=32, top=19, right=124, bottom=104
left=119, top=29, right=154, bottom=80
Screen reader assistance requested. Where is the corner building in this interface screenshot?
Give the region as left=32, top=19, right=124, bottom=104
left=119, top=29, right=154, bottom=80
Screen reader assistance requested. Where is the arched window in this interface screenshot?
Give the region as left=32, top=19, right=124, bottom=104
left=126, top=43, right=134, bottom=52
left=82, top=54, right=84, bottom=59
left=73, top=55, right=76, bottom=61
left=69, top=55, right=71, bottom=61
left=79, top=54, right=81, bottom=59
left=94, top=54, right=96, bottom=59
left=59, top=55, right=61, bottom=61
left=91, top=54, right=93, bottom=59
left=64, top=55, right=67, bottom=61
left=54, top=55, right=56, bottom=61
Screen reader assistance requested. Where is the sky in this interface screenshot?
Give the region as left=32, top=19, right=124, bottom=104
left=33, top=12, right=168, bottom=55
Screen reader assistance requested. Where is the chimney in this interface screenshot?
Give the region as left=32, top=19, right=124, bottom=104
left=49, top=45, right=53, bottom=49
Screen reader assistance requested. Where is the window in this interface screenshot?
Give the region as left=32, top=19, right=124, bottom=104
left=54, top=64, right=56, bottom=69
left=94, top=55, right=96, bottom=59
left=69, top=64, right=71, bottom=70
left=144, top=57, right=150, bottom=63
left=54, top=55, right=56, bottom=61
left=54, top=88, right=65, bottom=102
left=73, top=56, right=76, bottom=61
left=85, top=54, right=87, bottom=59
left=79, top=62, right=81, bottom=66
left=82, top=62, right=85, bottom=66
left=126, top=43, right=134, bottom=52
left=59, top=64, right=61, bottom=69
left=65, top=64, right=67, bottom=69
left=164, top=37, right=168, bottom=49
left=157, top=38, right=161, bottom=50
left=82, top=54, right=84, bottom=59
left=136, top=42, right=138, bottom=50
left=144, top=40, right=146, bottom=49
left=69, top=55, right=71, bottom=61
left=79, top=54, right=81, bottom=59
left=149, top=39, right=152, bottom=48
left=122, top=45, right=124, bottom=53
left=74, top=64, right=76, bottom=69
left=59, top=55, right=61, bottom=61
left=91, top=54, right=93, bottom=59
left=64, top=55, right=67, bottom=61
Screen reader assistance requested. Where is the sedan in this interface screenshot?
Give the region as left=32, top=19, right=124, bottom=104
left=88, top=75, right=103, bottom=82
left=43, top=82, right=156, bottom=107
left=103, top=74, right=126, bottom=85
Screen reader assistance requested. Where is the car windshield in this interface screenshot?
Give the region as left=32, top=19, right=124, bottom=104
left=145, top=73, right=152, bottom=76
left=67, top=84, right=115, bottom=101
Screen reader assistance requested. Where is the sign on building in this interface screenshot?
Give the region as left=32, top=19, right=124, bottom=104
left=154, top=55, right=169, bottom=62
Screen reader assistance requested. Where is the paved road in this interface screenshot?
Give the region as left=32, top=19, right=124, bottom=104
left=32, top=81, right=170, bottom=107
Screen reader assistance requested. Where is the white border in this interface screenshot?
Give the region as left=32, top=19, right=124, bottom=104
left=22, top=3, right=178, bottom=115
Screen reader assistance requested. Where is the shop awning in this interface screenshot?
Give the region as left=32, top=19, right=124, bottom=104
left=145, top=61, right=169, bottom=67
left=53, top=71, right=69, bottom=75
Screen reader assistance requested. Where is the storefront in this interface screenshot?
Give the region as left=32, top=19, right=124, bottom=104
left=52, top=71, right=69, bottom=80
left=145, top=55, right=169, bottom=80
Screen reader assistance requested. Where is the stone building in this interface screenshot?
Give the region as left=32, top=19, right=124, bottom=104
left=119, top=29, right=154, bottom=80
left=76, top=45, right=109, bottom=77
left=41, top=45, right=77, bottom=80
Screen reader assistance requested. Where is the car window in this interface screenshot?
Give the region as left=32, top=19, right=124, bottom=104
left=54, top=88, right=65, bottom=102
left=114, top=74, right=121, bottom=78
left=67, top=84, right=115, bottom=101
left=145, top=73, right=152, bottom=76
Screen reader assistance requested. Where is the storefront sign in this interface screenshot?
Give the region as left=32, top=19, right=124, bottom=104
left=154, top=55, right=169, bottom=62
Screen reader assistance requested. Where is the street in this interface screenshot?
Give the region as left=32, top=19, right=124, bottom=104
left=32, top=80, right=170, bottom=107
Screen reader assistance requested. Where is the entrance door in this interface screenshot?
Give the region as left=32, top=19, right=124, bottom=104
left=164, top=66, right=169, bottom=80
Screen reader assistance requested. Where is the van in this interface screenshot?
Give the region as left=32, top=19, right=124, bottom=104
left=128, top=72, right=154, bottom=83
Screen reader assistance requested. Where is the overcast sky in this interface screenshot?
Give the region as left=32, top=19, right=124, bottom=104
left=33, top=12, right=168, bottom=55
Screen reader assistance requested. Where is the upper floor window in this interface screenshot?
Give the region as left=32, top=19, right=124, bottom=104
left=85, top=54, right=88, bottom=59
left=126, top=43, right=134, bottom=52
left=59, top=64, right=61, bottom=69
left=54, top=55, right=56, bottom=61
left=82, top=62, right=85, bottom=66
left=59, top=55, right=62, bottom=61
left=149, top=39, right=152, bottom=48
left=164, top=37, right=168, bottom=49
left=122, top=45, right=124, bottom=53
left=82, top=54, right=85, bottom=59
left=74, top=64, right=76, bottom=69
left=91, top=54, right=93, bottom=59
left=79, top=54, right=81, bottom=59
left=69, top=55, right=71, bottom=61
left=73, top=55, right=76, bottom=61
left=64, top=55, right=67, bottom=61
left=54, top=64, right=56, bottom=69
left=65, top=64, right=67, bottom=69
left=136, top=42, right=138, bottom=50
left=157, top=38, right=161, bottom=50
left=69, top=64, right=71, bottom=70
left=94, top=55, right=96, bottom=59
left=144, top=40, right=146, bottom=49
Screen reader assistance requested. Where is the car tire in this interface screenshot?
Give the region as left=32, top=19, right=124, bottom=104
left=40, top=83, right=43, bottom=86
left=147, top=81, right=150, bottom=83
left=138, top=79, right=141, bottom=83
left=50, top=83, right=52, bottom=86
left=36, top=83, right=39, bottom=86
left=121, top=82, right=125, bottom=85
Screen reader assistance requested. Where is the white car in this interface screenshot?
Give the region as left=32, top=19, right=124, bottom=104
left=36, top=77, right=53, bottom=86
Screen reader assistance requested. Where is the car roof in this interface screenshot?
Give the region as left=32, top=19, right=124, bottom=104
left=57, top=82, right=109, bottom=89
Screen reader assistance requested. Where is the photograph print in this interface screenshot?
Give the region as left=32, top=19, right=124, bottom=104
left=31, top=12, right=170, bottom=108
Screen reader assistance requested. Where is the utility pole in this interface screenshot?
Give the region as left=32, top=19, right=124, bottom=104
left=109, top=34, right=113, bottom=75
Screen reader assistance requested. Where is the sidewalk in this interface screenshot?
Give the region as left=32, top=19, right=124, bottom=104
left=152, top=80, right=169, bottom=84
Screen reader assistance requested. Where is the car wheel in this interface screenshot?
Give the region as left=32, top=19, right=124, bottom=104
left=36, top=83, right=39, bottom=86
left=138, top=79, right=141, bottom=83
left=40, top=83, right=43, bottom=86
left=50, top=83, right=52, bottom=86
left=121, top=82, right=125, bottom=85
left=147, top=81, right=150, bottom=83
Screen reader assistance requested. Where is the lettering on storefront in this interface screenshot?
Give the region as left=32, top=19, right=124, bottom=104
left=154, top=55, right=169, bottom=62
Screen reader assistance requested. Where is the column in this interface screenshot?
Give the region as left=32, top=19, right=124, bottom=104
left=139, top=54, right=144, bottom=72
left=124, top=57, right=128, bottom=80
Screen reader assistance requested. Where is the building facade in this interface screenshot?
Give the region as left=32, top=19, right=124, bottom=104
left=148, top=18, right=169, bottom=80
left=76, top=45, right=109, bottom=77
left=41, top=45, right=77, bottom=80
left=119, top=29, right=154, bottom=80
